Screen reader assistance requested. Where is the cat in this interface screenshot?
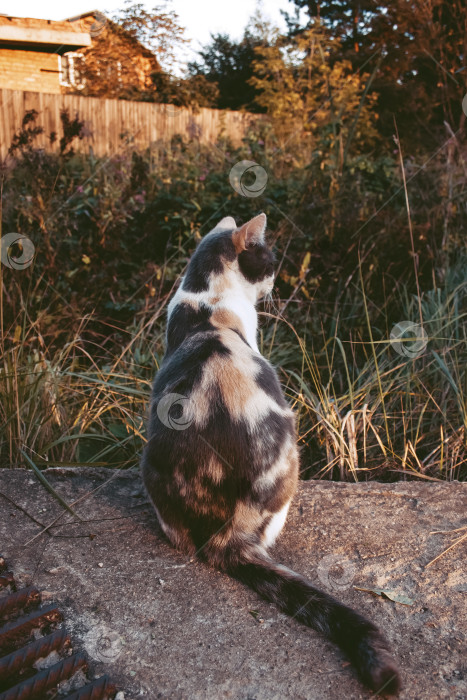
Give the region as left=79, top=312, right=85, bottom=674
left=141, top=212, right=401, bottom=695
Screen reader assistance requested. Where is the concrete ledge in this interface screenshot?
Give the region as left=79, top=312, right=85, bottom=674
left=0, top=468, right=466, bottom=699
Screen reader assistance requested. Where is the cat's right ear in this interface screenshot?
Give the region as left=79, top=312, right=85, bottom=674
left=232, top=213, right=267, bottom=253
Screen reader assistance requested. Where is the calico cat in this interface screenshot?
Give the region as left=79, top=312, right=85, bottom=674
left=141, top=213, right=401, bottom=695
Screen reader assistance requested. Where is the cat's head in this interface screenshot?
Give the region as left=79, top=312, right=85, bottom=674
left=182, top=213, right=275, bottom=302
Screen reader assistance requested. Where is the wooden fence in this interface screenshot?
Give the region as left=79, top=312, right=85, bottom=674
left=0, top=89, right=256, bottom=159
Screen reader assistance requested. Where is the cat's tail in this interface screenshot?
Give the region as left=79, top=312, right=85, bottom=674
left=223, top=545, right=401, bottom=696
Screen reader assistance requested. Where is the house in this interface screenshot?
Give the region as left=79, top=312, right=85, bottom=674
left=66, top=11, right=161, bottom=98
left=0, top=11, right=161, bottom=97
left=0, top=15, right=91, bottom=93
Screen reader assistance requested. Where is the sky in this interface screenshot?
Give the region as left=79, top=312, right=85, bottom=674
left=2, top=0, right=295, bottom=70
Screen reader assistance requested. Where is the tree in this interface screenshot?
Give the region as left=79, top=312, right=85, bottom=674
left=151, top=72, right=219, bottom=109
left=188, top=23, right=272, bottom=112
left=76, top=2, right=186, bottom=100
left=283, top=0, right=381, bottom=57
left=250, top=24, right=380, bottom=159
left=114, top=1, right=187, bottom=72
left=251, top=23, right=382, bottom=241
left=284, top=0, right=467, bottom=142
left=78, top=21, right=158, bottom=100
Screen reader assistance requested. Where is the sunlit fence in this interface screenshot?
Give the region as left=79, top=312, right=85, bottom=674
left=0, top=88, right=257, bottom=158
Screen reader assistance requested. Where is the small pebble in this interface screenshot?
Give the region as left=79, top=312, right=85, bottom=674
left=98, top=562, right=103, bottom=568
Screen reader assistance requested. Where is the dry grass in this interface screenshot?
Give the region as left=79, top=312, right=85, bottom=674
left=0, top=127, right=465, bottom=482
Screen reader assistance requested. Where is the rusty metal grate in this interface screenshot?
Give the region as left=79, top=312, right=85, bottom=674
left=0, top=555, right=118, bottom=700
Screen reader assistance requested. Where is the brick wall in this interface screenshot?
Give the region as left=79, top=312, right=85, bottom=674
left=0, top=49, right=61, bottom=93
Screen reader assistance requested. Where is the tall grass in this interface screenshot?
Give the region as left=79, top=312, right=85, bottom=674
left=1, top=122, right=465, bottom=481
left=262, top=253, right=467, bottom=482
left=1, top=253, right=464, bottom=480
left=0, top=310, right=158, bottom=469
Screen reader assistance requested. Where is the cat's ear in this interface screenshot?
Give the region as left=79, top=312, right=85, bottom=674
left=211, top=216, right=237, bottom=233
left=232, top=213, right=267, bottom=253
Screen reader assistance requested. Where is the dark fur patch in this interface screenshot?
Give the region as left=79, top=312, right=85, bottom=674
left=183, top=230, right=236, bottom=292
left=249, top=411, right=291, bottom=475
left=152, top=333, right=231, bottom=402
left=253, top=357, right=288, bottom=408
left=238, top=244, right=275, bottom=284
left=166, top=302, right=213, bottom=354
left=143, top=387, right=261, bottom=551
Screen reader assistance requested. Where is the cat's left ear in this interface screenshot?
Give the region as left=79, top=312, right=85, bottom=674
left=232, top=213, right=267, bottom=253
left=212, top=216, right=237, bottom=232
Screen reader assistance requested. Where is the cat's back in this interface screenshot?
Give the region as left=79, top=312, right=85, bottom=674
left=150, top=301, right=292, bottom=434
left=143, top=300, right=298, bottom=543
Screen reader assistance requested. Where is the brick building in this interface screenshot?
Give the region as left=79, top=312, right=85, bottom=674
left=0, top=15, right=91, bottom=93
left=67, top=11, right=161, bottom=98
left=0, top=11, right=161, bottom=96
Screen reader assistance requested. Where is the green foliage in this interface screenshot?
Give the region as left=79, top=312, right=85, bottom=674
left=250, top=25, right=380, bottom=159
left=113, top=0, right=187, bottom=71
left=151, top=71, right=219, bottom=108
left=284, top=0, right=467, bottom=144
left=187, top=28, right=269, bottom=111
left=8, top=110, right=44, bottom=155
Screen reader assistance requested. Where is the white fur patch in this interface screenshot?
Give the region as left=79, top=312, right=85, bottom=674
left=242, top=391, right=290, bottom=427
left=221, top=293, right=258, bottom=350
left=262, top=501, right=291, bottom=547
left=153, top=505, right=177, bottom=544
left=255, top=273, right=274, bottom=300
left=214, top=216, right=237, bottom=231
left=168, top=266, right=260, bottom=351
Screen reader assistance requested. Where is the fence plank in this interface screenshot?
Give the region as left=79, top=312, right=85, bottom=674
left=0, top=88, right=256, bottom=159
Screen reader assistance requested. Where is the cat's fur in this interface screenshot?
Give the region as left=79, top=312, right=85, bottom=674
left=141, top=213, right=401, bottom=695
